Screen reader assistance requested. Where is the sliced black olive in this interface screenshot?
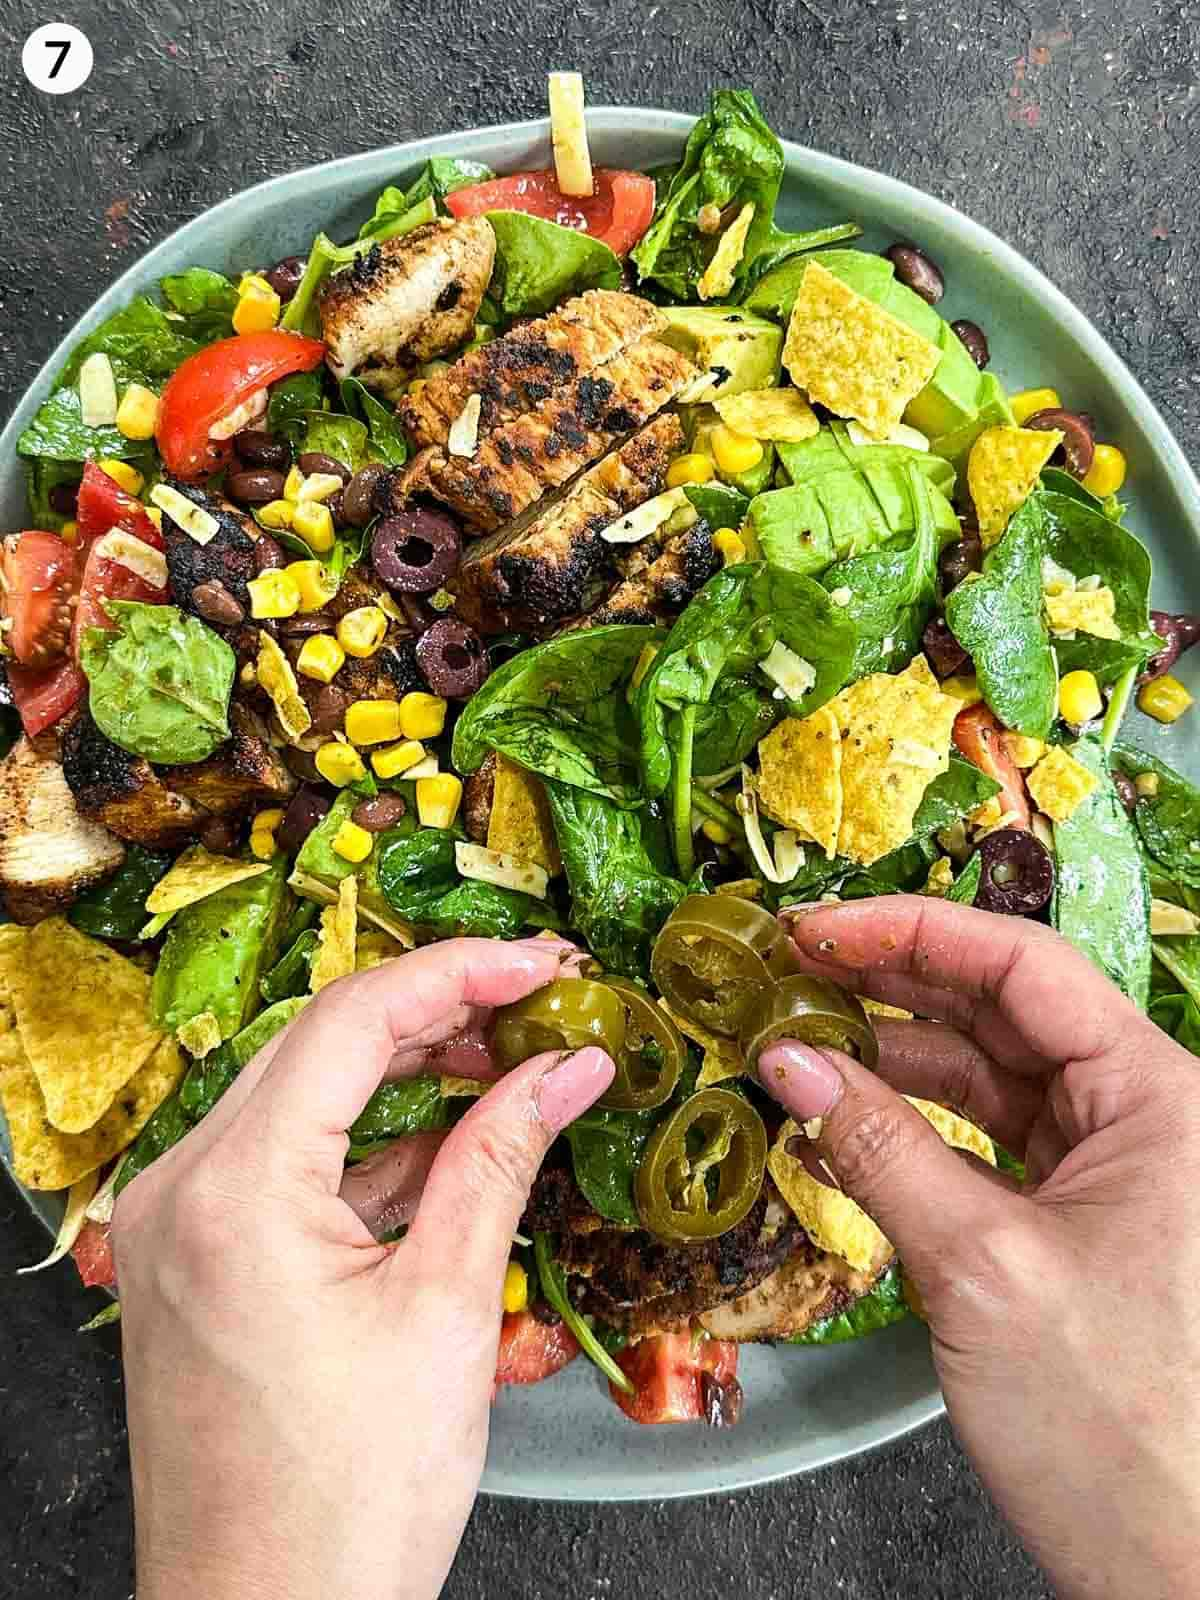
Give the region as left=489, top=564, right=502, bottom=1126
left=922, top=616, right=972, bottom=679
left=1139, top=611, right=1200, bottom=684
left=1024, top=408, right=1095, bottom=480
left=975, top=828, right=1055, bottom=917
left=371, top=509, right=462, bottom=594
left=415, top=617, right=489, bottom=698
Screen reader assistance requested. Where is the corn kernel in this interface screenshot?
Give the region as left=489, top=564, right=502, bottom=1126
left=1134, top=771, right=1160, bottom=799
left=630, top=642, right=659, bottom=692
left=345, top=699, right=405, bottom=746
left=371, top=739, right=426, bottom=780
left=283, top=465, right=305, bottom=502
left=710, top=424, right=764, bottom=475
left=296, top=472, right=344, bottom=504
left=1059, top=669, right=1103, bottom=725
left=701, top=817, right=733, bottom=845
left=247, top=569, right=302, bottom=619
left=1138, top=673, right=1194, bottom=725
left=940, top=674, right=982, bottom=706
left=115, top=383, right=160, bottom=441
left=417, top=773, right=463, bottom=829
left=98, top=458, right=144, bottom=496
left=502, top=1261, right=528, bottom=1314
left=292, top=500, right=335, bottom=554
left=713, top=528, right=746, bottom=567
left=249, top=829, right=277, bottom=861
left=60, top=520, right=79, bottom=543
left=331, top=819, right=374, bottom=865
left=1011, top=387, right=1061, bottom=426
left=337, top=605, right=388, bottom=658
left=408, top=378, right=428, bottom=397
left=315, top=741, right=367, bottom=787
left=1004, top=734, right=1045, bottom=769
left=397, top=691, right=447, bottom=741
left=287, top=559, right=338, bottom=613
left=666, top=453, right=715, bottom=488
left=1082, top=443, right=1127, bottom=499
left=232, top=279, right=281, bottom=334
left=296, top=633, right=345, bottom=683
left=257, top=499, right=295, bottom=531
left=254, top=808, right=285, bottom=832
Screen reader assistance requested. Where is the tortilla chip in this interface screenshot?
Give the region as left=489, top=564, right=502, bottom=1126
left=698, top=201, right=755, bottom=301
left=715, top=388, right=819, bottom=443
left=355, top=931, right=406, bottom=972
left=1044, top=586, right=1122, bottom=640
left=310, top=876, right=358, bottom=992
left=861, top=997, right=914, bottom=1021
left=0, top=1015, right=183, bottom=1191
left=0, top=920, right=166, bottom=1134
left=968, top=425, right=1063, bottom=547
left=1026, top=745, right=1099, bottom=823
left=257, top=630, right=312, bottom=742
left=438, top=1076, right=490, bottom=1099
left=659, top=999, right=743, bottom=1087
left=177, top=1011, right=221, bottom=1058
left=783, top=261, right=941, bottom=438
left=827, top=660, right=961, bottom=866
left=906, top=653, right=940, bottom=692
left=145, top=846, right=269, bottom=918
left=487, top=754, right=562, bottom=876
left=920, top=857, right=955, bottom=897
left=713, top=878, right=762, bottom=900
left=907, top=1096, right=996, bottom=1165
left=757, top=705, right=843, bottom=859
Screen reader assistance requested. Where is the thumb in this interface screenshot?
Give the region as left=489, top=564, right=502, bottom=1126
left=756, top=1038, right=1019, bottom=1291
left=405, top=1045, right=614, bottom=1301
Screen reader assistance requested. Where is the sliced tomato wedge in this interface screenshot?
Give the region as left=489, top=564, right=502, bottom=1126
left=72, top=534, right=167, bottom=661
left=71, top=1219, right=117, bottom=1291
left=156, top=330, right=325, bottom=480
left=952, top=703, right=1032, bottom=830
left=76, top=461, right=163, bottom=550
left=446, top=168, right=656, bottom=256
left=494, top=1310, right=579, bottom=1387
left=1, top=531, right=79, bottom=671
left=6, top=658, right=87, bottom=738
left=610, top=1332, right=742, bottom=1425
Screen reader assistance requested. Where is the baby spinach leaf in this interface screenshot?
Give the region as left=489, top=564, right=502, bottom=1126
left=563, top=1106, right=656, bottom=1227
left=947, top=852, right=983, bottom=906
left=1149, top=992, right=1200, bottom=1056
left=375, top=826, right=538, bottom=937
left=268, top=371, right=327, bottom=447
left=1041, top=490, right=1157, bottom=681
left=1111, top=743, right=1200, bottom=890
left=158, top=268, right=238, bottom=342
left=744, top=246, right=896, bottom=325
left=340, top=377, right=408, bottom=466
left=358, top=158, right=493, bottom=238
left=68, top=846, right=174, bottom=941
left=300, top=410, right=368, bottom=472
left=259, top=927, right=320, bottom=1003
left=484, top=211, right=622, bottom=319
left=1052, top=737, right=1151, bottom=1007
left=81, top=601, right=235, bottom=764
left=16, top=389, right=152, bottom=465
left=543, top=780, right=685, bottom=981
left=944, top=494, right=1057, bottom=738
left=24, top=457, right=82, bottom=531
left=534, top=1233, right=634, bottom=1393
left=1152, top=940, right=1200, bottom=1013
left=452, top=625, right=660, bottom=806
left=683, top=480, right=751, bottom=532
left=792, top=1262, right=910, bottom=1344
left=692, top=674, right=777, bottom=776
left=349, top=1076, right=449, bottom=1157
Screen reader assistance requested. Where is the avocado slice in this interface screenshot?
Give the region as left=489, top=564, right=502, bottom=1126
left=925, top=373, right=1015, bottom=472
left=776, top=422, right=957, bottom=503
left=743, top=248, right=894, bottom=324
left=658, top=306, right=782, bottom=401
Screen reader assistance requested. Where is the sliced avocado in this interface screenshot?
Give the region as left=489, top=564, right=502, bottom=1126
left=659, top=306, right=782, bottom=401
left=927, top=374, right=1015, bottom=472
left=291, top=793, right=415, bottom=944
left=776, top=423, right=957, bottom=504
left=743, top=247, right=894, bottom=325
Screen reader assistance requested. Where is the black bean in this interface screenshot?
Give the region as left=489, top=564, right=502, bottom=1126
left=278, top=784, right=333, bottom=855
left=253, top=533, right=287, bottom=572
left=351, top=793, right=408, bottom=833
left=975, top=829, right=1055, bottom=917
left=1024, top=408, right=1095, bottom=480
left=1139, top=610, right=1200, bottom=684
left=372, top=509, right=462, bottom=594
left=398, top=593, right=438, bottom=635
left=263, top=255, right=306, bottom=304
left=326, top=489, right=346, bottom=529
left=922, top=616, right=972, bottom=678
left=951, top=318, right=989, bottom=369
left=341, top=464, right=390, bottom=528
left=938, top=534, right=983, bottom=596
left=283, top=746, right=323, bottom=784
left=234, top=430, right=290, bottom=470
left=226, top=468, right=286, bottom=506
left=309, top=683, right=354, bottom=736
left=49, top=482, right=80, bottom=516
left=1111, top=770, right=1138, bottom=815
left=278, top=614, right=329, bottom=638
left=416, top=617, right=489, bottom=699
left=192, top=580, right=246, bottom=627
left=199, top=816, right=242, bottom=856
left=298, top=451, right=351, bottom=484
left=885, top=242, right=945, bottom=305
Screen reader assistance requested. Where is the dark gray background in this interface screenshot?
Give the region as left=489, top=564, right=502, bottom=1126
left=2, top=1, right=1196, bottom=1594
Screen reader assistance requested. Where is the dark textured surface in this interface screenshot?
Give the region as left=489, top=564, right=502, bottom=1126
left=2, top=1, right=1197, bottom=1594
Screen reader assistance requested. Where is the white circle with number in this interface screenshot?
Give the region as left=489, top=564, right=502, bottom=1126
left=22, top=23, right=93, bottom=94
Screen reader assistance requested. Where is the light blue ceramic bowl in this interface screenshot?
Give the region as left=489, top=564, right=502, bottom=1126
left=3, top=110, right=1198, bottom=1502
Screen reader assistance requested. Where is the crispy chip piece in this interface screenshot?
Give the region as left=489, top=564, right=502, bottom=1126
left=659, top=999, right=743, bottom=1086
left=355, top=931, right=406, bottom=972
left=908, top=1096, right=996, bottom=1164
left=968, top=425, right=1063, bottom=547
left=1026, top=744, right=1099, bottom=823
left=862, top=997, right=914, bottom=1020
left=311, top=876, right=358, bottom=992
left=0, top=1014, right=183, bottom=1191
left=177, top=1011, right=222, bottom=1058
left=920, top=857, right=955, bottom=897
left=906, top=653, right=939, bottom=692
left=757, top=705, right=843, bottom=859
left=438, top=1076, right=490, bottom=1099
left=1044, top=586, right=1122, bottom=639
left=827, top=661, right=961, bottom=867
left=487, top=754, right=562, bottom=875
left=257, top=630, right=313, bottom=742
left=145, top=846, right=269, bottom=917
left=715, top=387, right=819, bottom=443
left=0, top=920, right=166, bottom=1134
left=783, top=261, right=941, bottom=438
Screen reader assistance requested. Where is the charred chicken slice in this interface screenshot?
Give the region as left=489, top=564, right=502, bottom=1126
left=61, top=711, right=204, bottom=847
left=161, top=704, right=294, bottom=818
left=581, top=518, right=719, bottom=627
left=699, top=1242, right=893, bottom=1342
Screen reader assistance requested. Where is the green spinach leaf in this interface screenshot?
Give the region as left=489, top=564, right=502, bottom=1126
left=349, top=1075, right=449, bottom=1157
left=1041, top=490, right=1157, bottom=681
left=485, top=211, right=622, bottom=319
left=683, top=481, right=751, bottom=532
left=534, top=1233, right=634, bottom=1393
left=340, top=377, right=409, bottom=466
left=68, top=846, right=173, bottom=941
left=358, top=158, right=494, bottom=239
left=1111, top=743, right=1200, bottom=890
left=1150, top=991, right=1200, bottom=1056
left=947, top=852, right=983, bottom=906
left=792, top=1262, right=910, bottom=1344
left=268, top=371, right=326, bottom=447
left=300, top=410, right=368, bottom=472
left=376, top=827, right=538, bottom=937
left=159, top=268, right=238, bottom=341
left=563, top=1104, right=657, bottom=1226
left=259, top=927, right=320, bottom=1003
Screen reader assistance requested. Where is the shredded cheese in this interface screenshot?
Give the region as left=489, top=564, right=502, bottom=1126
left=17, top=1169, right=100, bottom=1275
left=600, top=487, right=692, bottom=545
left=78, top=352, right=118, bottom=427
left=548, top=71, right=593, bottom=197
left=150, top=483, right=220, bottom=546
left=454, top=841, right=550, bottom=900
left=758, top=640, right=817, bottom=701
left=208, top=386, right=268, bottom=441
left=448, top=393, right=482, bottom=457
left=92, top=530, right=168, bottom=589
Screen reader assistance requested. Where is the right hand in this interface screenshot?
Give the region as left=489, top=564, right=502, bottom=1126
left=758, top=896, right=1200, bottom=1600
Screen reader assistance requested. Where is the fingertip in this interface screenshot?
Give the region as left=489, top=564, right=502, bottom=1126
left=757, top=1039, right=848, bottom=1123
left=533, top=1045, right=615, bottom=1132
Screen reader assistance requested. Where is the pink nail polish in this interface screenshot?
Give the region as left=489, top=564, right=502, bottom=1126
left=756, top=1040, right=844, bottom=1121
left=535, top=1045, right=615, bottom=1131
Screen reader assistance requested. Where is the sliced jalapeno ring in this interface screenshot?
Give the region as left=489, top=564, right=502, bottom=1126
left=634, top=1087, right=768, bottom=1243
left=738, top=975, right=879, bottom=1074
left=650, top=893, right=796, bottom=1038
left=491, top=978, right=627, bottom=1073
left=598, top=977, right=686, bottom=1112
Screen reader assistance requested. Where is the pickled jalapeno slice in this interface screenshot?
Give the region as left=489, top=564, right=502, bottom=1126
left=634, top=1087, right=768, bottom=1243
left=598, top=978, right=687, bottom=1112
left=650, top=894, right=795, bottom=1038
left=738, top=975, right=879, bottom=1075
left=491, top=978, right=627, bottom=1073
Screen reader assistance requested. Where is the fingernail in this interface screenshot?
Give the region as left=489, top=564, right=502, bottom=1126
left=757, top=1039, right=844, bottom=1121
left=785, top=1136, right=841, bottom=1191
left=535, top=1045, right=615, bottom=1131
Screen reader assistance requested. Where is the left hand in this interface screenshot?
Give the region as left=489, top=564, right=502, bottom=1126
left=112, top=936, right=614, bottom=1600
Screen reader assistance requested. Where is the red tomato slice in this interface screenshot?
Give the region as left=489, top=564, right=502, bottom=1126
left=446, top=168, right=656, bottom=256
left=76, top=461, right=163, bottom=550
left=494, top=1310, right=579, bottom=1387
left=71, top=1219, right=117, bottom=1291
left=610, top=1332, right=741, bottom=1425
left=156, top=330, right=325, bottom=480
left=6, top=658, right=87, bottom=738
left=952, top=703, right=1032, bottom=830
left=1, top=531, right=79, bottom=670
left=72, top=533, right=167, bottom=661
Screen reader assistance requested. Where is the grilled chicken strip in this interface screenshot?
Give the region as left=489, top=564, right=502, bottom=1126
left=581, top=517, right=719, bottom=628
left=450, top=413, right=684, bottom=632
left=320, top=217, right=496, bottom=391
left=0, top=734, right=124, bottom=923
left=699, top=1242, right=892, bottom=1342
left=162, top=704, right=294, bottom=818
left=62, top=711, right=204, bottom=847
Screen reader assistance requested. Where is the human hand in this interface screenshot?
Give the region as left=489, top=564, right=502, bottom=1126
left=111, top=937, right=614, bottom=1600
left=758, top=896, right=1200, bottom=1600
